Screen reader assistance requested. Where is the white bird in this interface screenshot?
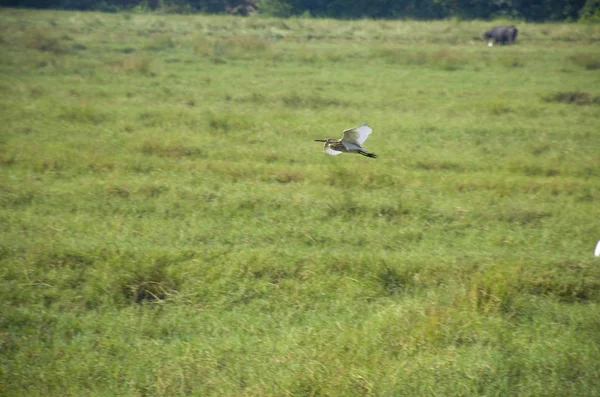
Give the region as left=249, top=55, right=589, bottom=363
left=314, top=124, right=377, bottom=159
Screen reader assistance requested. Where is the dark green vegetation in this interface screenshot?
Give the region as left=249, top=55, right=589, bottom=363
left=1, top=9, right=600, bottom=396
left=4, top=0, right=600, bottom=21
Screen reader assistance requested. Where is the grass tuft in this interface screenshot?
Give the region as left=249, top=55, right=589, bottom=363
left=121, top=261, right=181, bottom=304
left=106, top=185, right=131, bottom=198
left=569, top=52, right=600, bottom=70
left=414, top=160, right=465, bottom=171
left=487, top=101, right=514, bottom=115
left=122, top=55, right=155, bottom=75
left=466, top=267, right=521, bottom=315
left=25, top=32, right=70, bottom=54
left=281, top=92, right=347, bottom=108
left=430, top=48, right=464, bottom=71
left=499, top=53, right=526, bottom=68
left=523, top=260, right=600, bottom=303
left=206, top=110, right=253, bottom=133
left=377, top=263, right=413, bottom=295
left=273, top=168, right=305, bottom=183
left=145, top=35, right=176, bottom=51
left=60, top=103, right=110, bottom=124
left=544, top=91, right=597, bottom=105
left=194, top=36, right=275, bottom=61
left=499, top=205, right=551, bottom=225
left=139, top=139, right=203, bottom=158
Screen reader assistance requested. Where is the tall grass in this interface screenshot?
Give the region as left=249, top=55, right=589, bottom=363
left=1, top=8, right=600, bottom=396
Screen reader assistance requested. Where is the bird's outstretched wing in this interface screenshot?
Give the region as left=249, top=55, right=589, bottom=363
left=324, top=147, right=343, bottom=156
left=342, top=124, right=372, bottom=146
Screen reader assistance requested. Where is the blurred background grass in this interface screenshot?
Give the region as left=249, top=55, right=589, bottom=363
left=1, top=9, right=600, bottom=396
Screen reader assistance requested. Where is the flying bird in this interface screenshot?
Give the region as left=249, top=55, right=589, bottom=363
left=315, top=124, right=377, bottom=159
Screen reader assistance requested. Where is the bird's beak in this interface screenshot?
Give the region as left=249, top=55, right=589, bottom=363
left=314, top=139, right=326, bottom=142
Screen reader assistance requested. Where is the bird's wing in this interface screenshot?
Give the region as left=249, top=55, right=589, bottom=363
left=324, top=147, right=343, bottom=156
left=341, top=141, right=362, bottom=151
left=342, top=124, right=372, bottom=146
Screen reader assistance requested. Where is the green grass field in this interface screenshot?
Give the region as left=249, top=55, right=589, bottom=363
left=1, top=8, right=600, bottom=396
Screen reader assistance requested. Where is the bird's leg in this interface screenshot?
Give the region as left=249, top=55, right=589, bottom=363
left=359, top=151, right=377, bottom=159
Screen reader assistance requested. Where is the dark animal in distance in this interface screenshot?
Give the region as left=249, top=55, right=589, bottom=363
left=484, top=25, right=518, bottom=45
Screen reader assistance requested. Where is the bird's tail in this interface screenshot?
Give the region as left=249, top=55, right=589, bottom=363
left=359, top=151, right=377, bottom=159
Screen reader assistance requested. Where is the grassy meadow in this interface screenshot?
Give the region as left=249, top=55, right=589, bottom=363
left=1, top=8, right=600, bottom=396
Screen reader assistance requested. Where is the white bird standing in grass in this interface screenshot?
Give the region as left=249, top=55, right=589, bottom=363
left=314, top=124, right=377, bottom=159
